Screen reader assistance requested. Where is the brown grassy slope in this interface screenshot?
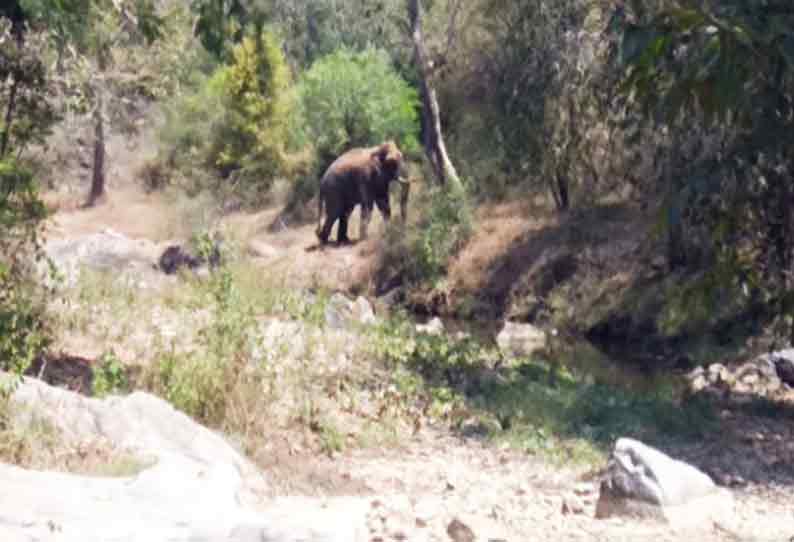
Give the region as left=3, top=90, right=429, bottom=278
left=429, top=200, right=655, bottom=326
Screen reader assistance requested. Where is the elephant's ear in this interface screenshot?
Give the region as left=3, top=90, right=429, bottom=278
left=372, top=144, right=389, bottom=163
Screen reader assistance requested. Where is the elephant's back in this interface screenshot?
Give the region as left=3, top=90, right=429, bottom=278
left=324, top=148, right=370, bottom=176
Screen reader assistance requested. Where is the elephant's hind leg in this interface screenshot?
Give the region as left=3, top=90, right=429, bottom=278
left=338, top=207, right=354, bottom=245
left=318, top=214, right=335, bottom=245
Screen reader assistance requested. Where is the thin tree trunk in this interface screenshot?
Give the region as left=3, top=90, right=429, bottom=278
left=0, top=77, right=19, bottom=158
left=408, top=0, right=462, bottom=191
left=666, top=129, right=685, bottom=270
left=87, top=49, right=107, bottom=207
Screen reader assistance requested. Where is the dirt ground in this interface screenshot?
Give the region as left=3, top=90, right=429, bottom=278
left=35, top=116, right=794, bottom=541
left=39, top=179, right=794, bottom=542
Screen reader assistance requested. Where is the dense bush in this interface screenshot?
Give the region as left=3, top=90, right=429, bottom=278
left=381, top=183, right=473, bottom=286
left=0, top=159, right=50, bottom=385
left=295, top=47, right=420, bottom=167
left=160, top=29, right=293, bottom=205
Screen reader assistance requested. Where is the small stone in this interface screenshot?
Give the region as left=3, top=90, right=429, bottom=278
left=562, top=495, right=585, bottom=515
left=446, top=518, right=475, bottom=542
left=416, top=316, right=445, bottom=335
left=574, top=483, right=595, bottom=496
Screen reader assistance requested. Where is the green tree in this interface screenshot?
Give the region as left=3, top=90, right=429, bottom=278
left=297, top=47, right=419, bottom=166
left=159, top=27, right=293, bottom=204
left=191, top=0, right=255, bottom=60
left=20, top=0, right=164, bottom=206
left=0, top=16, right=53, bottom=383
left=615, top=0, right=794, bottom=340
left=210, top=29, right=292, bottom=188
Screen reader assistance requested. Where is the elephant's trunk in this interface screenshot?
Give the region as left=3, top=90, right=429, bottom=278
left=397, top=177, right=410, bottom=223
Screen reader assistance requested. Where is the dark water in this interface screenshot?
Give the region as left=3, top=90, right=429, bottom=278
left=423, top=316, right=684, bottom=395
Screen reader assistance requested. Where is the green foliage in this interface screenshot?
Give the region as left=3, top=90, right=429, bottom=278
left=147, top=267, right=257, bottom=423
left=616, top=1, right=794, bottom=127
left=382, top=184, right=472, bottom=286
left=0, top=160, right=51, bottom=389
left=198, top=0, right=408, bottom=71
left=92, top=350, right=128, bottom=397
left=212, top=30, right=292, bottom=178
left=0, top=17, right=59, bottom=157
left=370, top=312, right=495, bottom=381
left=191, top=0, right=261, bottom=60
left=160, top=29, right=293, bottom=204
left=295, top=47, right=420, bottom=165
left=369, top=312, right=714, bottom=462
left=615, top=1, right=794, bottom=341
left=565, top=384, right=714, bottom=444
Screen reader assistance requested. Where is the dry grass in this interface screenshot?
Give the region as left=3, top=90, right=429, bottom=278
left=0, top=402, right=152, bottom=477
left=449, top=200, right=555, bottom=294
left=44, top=184, right=189, bottom=242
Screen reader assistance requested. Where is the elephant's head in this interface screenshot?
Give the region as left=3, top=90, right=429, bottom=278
left=372, top=141, right=410, bottom=222
left=372, top=141, right=403, bottom=179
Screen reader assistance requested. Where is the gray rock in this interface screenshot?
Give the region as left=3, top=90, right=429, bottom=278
left=771, top=349, right=794, bottom=387
left=596, top=438, right=732, bottom=526
left=2, top=377, right=369, bottom=542
left=446, top=518, right=475, bottom=542
left=43, top=230, right=165, bottom=289
left=495, top=321, right=547, bottom=358
left=352, top=296, right=377, bottom=326
left=325, top=293, right=376, bottom=329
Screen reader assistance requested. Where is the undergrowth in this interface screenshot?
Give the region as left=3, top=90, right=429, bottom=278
left=368, top=313, right=717, bottom=465
left=381, top=183, right=473, bottom=290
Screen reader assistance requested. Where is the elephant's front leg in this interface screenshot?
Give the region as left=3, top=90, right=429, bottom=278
left=375, top=196, right=391, bottom=223
left=358, top=182, right=374, bottom=241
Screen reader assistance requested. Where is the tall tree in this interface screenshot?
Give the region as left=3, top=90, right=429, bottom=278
left=407, top=0, right=461, bottom=190
left=0, top=1, right=28, bottom=158
left=19, top=0, right=163, bottom=206
left=615, top=0, right=794, bottom=338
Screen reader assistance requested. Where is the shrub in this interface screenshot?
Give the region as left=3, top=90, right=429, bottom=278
left=295, top=47, right=420, bottom=168
left=159, top=29, right=293, bottom=205
left=0, top=159, right=51, bottom=390
left=381, top=183, right=473, bottom=287
left=146, top=268, right=257, bottom=423
left=92, top=350, right=129, bottom=398
left=210, top=30, right=292, bottom=181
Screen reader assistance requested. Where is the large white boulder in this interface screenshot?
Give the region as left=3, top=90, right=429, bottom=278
left=43, top=229, right=165, bottom=289
left=2, top=377, right=368, bottom=542
left=596, top=438, right=733, bottom=527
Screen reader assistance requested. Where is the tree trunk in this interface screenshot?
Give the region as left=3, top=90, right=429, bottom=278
left=408, top=0, right=462, bottom=192
left=86, top=49, right=107, bottom=207
left=666, top=130, right=685, bottom=270
left=0, top=77, right=19, bottom=158
left=0, top=30, right=24, bottom=159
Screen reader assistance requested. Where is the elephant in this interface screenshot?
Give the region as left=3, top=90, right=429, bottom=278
left=316, top=141, right=410, bottom=245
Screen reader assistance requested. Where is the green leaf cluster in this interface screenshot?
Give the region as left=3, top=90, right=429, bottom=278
left=295, top=47, right=420, bottom=165
left=160, top=28, right=293, bottom=201
left=0, top=160, right=51, bottom=386
left=209, top=30, right=292, bottom=180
